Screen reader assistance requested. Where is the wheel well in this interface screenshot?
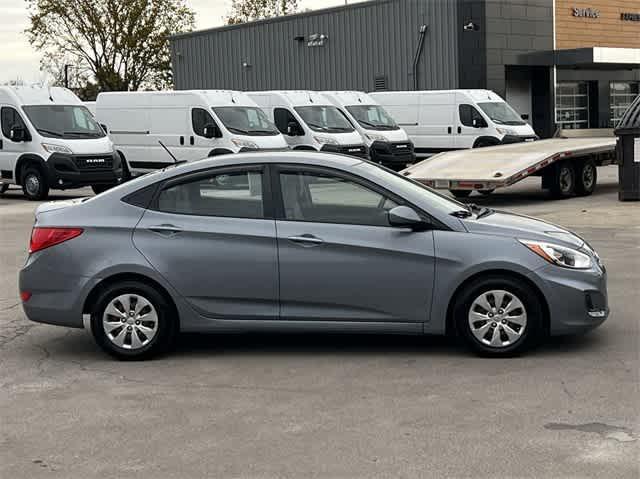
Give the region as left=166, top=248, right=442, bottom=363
left=208, top=149, right=233, bottom=157
left=473, top=137, right=500, bottom=148
left=293, top=145, right=317, bottom=151
left=15, top=155, right=46, bottom=185
left=444, top=269, right=550, bottom=337
left=82, top=273, right=180, bottom=326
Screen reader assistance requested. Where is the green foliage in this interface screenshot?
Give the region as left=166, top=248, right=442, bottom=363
left=226, top=0, right=299, bottom=25
left=25, top=0, right=195, bottom=92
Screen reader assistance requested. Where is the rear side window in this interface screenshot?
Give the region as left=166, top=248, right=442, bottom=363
left=274, top=108, right=299, bottom=134
left=1, top=107, right=29, bottom=139
left=156, top=170, right=265, bottom=219
left=459, top=104, right=485, bottom=127
left=192, top=108, right=217, bottom=137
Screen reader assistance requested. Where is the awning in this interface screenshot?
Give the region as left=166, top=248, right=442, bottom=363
left=519, top=47, right=640, bottom=69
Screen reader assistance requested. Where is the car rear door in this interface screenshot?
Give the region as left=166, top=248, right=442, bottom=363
left=133, top=164, right=279, bottom=320
left=273, top=164, right=436, bottom=324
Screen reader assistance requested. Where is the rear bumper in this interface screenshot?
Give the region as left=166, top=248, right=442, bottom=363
left=369, top=141, right=416, bottom=166
left=46, top=152, right=123, bottom=189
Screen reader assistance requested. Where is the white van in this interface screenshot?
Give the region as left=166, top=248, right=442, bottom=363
left=0, top=86, right=122, bottom=200
left=321, top=91, right=415, bottom=169
left=247, top=91, right=368, bottom=159
left=369, top=90, right=538, bottom=159
left=95, top=90, right=288, bottom=177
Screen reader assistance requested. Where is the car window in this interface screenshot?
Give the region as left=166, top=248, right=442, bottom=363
left=192, top=108, right=217, bottom=137
left=157, top=170, right=264, bottom=219
left=279, top=170, right=398, bottom=227
left=459, top=104, right=485, bottom=128
left=1, top=107, right=30, bottom=139
left=273, top=108, right=300, bottom=134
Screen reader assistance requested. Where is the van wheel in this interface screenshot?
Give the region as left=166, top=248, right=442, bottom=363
left=575, top=159, right=597, bottom=196
left=91, top=281, right=178, bottom=360
left=0, top=183, right=8, bottom=194
left=450, top=189, right=471, bottom=199
left=548, top=161, right=575, bottom=199
left=453, top=276, right=543, bottom=357
left=22, top=168, right=49, bottom=201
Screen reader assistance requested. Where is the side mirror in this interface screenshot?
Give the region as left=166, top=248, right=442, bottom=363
left=287, top=121, right=302, bottom=136
left=100, top=123, right=108, bottom=134
left=10, top=126, right=26, bottom=142
left=472, top=118, right=487, bottom=129
left=388, top=206, right=431, bottom=231
left=203, top=123, right=222, bottom=139
left=521, top=114, right=529, bottom=121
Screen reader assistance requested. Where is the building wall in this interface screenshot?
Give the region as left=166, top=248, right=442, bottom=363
left=555, top=0, right=640, bottom=49
left=171, top=0, right=460, bottom=92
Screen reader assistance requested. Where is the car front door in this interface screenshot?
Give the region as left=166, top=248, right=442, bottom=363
left=133, top=165, right=279, bottom=320
left=273, top=165, right=436, bottom=323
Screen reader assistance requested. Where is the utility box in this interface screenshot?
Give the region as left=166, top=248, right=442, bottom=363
left=614, top=96, right=640, bottom=201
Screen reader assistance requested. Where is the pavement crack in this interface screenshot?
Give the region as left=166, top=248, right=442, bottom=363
left=545, top=422, right=637, bottom=443
left=560, top=380, right=574, bottom=399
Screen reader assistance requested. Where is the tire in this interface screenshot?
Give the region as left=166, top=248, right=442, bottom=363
left=478, top=189, right=495, bottom=196
left=574, top=159, right=597, bottom=197
left=91, top=184, right=114, bottom=195
left=0, top=183, right=8, bottom=194
left=450, top=189, right=471, bottom=199
left=548, top=161, right=576, bottom=199
left=118, top=152, right=132, bottom=182
left=91, top=281, right=178, bottom=360
left=21, top=167, right=49, bottom=201
left=453, top=275, right=544, bottom=357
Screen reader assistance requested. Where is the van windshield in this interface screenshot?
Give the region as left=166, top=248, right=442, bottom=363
left=346, top=105, right=399, bottom=131
left=213, top=107, right=280, bottom=136
left=22, top=105, right=105, bottom=139
left=294, top=106, right=354, bottom=133
left=477, top=102, right=526, bottom=126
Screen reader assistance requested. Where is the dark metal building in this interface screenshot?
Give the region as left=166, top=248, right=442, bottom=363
left=170, top=0, right=640, bottom=138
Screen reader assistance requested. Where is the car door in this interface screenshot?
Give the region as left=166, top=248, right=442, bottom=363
left=133, top=165, right=279, bottom=320
left=0, top=106, right=31, bottom=183
left=273, top=165, right=436, bottom=323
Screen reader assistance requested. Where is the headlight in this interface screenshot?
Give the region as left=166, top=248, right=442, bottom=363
left=365, top=133, right=386, bottom=142
left=519, top=239, right=592, bottom=269
left=42, top=143, right=72, bottom=154
left=313, top=135, right=339, bottom=146
left=231, top=138, right=259, bottom=149
left=496, top=127, right=518, bottom=136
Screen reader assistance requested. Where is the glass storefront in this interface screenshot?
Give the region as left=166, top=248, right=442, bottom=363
left=555, top=81, right=589, bottom=130
left=610, top=82, right=639, bottom=127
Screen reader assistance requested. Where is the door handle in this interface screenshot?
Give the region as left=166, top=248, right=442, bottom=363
left=458, top=126, right=462, bottom=134
left=149, top=224, right=183, bottom=235
left=190, top=136, right=194, bottom=146
left=287, top=234, right=324, bottom=246
left=179, top=136, right=184, bottom=146
left=447, top=126, right=452, bottom=134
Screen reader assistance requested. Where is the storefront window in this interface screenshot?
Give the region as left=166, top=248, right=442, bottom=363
left=555, top=82, right=589, bottom=130
left=610, top=82, right=639, bottom=127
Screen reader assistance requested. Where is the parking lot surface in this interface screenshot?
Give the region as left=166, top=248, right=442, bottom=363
left=1, top=166, right=638, bottom=478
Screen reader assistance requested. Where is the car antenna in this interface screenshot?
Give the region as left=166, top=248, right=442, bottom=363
left=158, top=141, right=186, bottom=165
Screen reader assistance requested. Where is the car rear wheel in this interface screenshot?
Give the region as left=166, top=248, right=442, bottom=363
left=453, top=276, right=543, bottom=357
left=22, top=167, right=49, bottom=201
left=574, top=159, right=597, bottom=197
left=91, top=281, right=178, bottom=360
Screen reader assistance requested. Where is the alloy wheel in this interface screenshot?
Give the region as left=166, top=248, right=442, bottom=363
left=102, top=294, right=159, bottom=350
left=467, top=290, right=527, bottom=348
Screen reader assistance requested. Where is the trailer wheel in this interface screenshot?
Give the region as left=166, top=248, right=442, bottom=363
left=478, top=189, right=495, bottom=196
left=450, top=189, right=471, bottom=198
left=574, top=159, right=597, bottom=197
left=0, top=183, right=8, bottom=194
left=548, top=162, right=575, bottom=199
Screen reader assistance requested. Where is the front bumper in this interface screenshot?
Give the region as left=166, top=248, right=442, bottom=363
left=320, top=144, right=369, bottom=159
left=46, top=152, right=123, bottom=189
left=532, top=262, right=609, bottom=336
left=501, top=134, right=539, bottom=144
left=369, top=141, right=416, bottom=167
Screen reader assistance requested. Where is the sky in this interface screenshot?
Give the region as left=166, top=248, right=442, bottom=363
left=0, top=0, right=366, bottom=84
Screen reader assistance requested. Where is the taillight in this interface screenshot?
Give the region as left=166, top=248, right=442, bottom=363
left=29, top=227, right=83, bottom=253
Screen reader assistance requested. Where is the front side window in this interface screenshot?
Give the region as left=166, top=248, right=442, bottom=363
left=192, top=108, right=217, bottom=137
left=294, top=106, right=354, bottom=133
left=345, top=105, right=399, bottom=130
left=274, top=108, right=300, bottom=134
left=157, top=170, right=264, bottom=219
left=21, top=105, right=104, bottom=139
left=279, top=170, right=398, bottom=227
left=459, top=104, right=486, bottom=128
left=1, top=107, right=30, bottom=139
left=477, top=102, right=525, bottom=126
left=213, top=107, right=279, bottom=136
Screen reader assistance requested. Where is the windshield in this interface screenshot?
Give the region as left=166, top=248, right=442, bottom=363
left=477, top=102, right=526, bottom=126
left=356, top=161, right=467, bottom=216
left=22, top=105, right=105, bottom=139
left=294, top=106, right=354, bottom=133
left=346, top=105, right=399, bottom=131
left=213, top=107, right=279, bottom=136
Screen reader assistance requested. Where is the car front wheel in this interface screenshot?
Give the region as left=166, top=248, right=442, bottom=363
left=453, top=276, right=543, bottom=357
left=91, top=281, right=178, bottom=360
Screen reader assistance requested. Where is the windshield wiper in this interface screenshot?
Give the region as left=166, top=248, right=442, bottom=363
left=37, top=128, right=63, bottom=137
left=227, top=126, right=251, bottom=135
left=468, top=203, right=495, bottom=219
left=450, top=209, right=473, bottom=218
left=305, top=122, right=329, bottom=131
left=64, top=131, right=102, bottom=138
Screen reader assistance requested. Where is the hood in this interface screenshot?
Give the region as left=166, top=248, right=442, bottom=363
left=363, top=127, right=409, bottom=143
left=462, top=210, right=585, bottom=249
left=321, top=130, right=364, bottom=146
left=44, top=137, right=114, bottom=155
left=230, top=133, right=288, bottom=149
left=499, top=123, right=536, bottom=137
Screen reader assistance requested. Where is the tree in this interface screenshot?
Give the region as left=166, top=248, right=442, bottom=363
left=226, top=0, right=299, bottom=25
left=25, top=0, right=196, bottom=92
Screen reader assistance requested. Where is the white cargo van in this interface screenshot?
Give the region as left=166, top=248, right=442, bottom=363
left=95, top=90, right=288, bottom=177
left=0, top=86, right=122, bottom=200
left=322, top=91, right=415, bottom=169
left=369, top=90, right=538, bottom=159
left=247, top=91, right=368, bottom=159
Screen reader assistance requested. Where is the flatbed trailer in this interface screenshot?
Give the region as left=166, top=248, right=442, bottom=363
left=401, top=129, right=617, bottom=199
